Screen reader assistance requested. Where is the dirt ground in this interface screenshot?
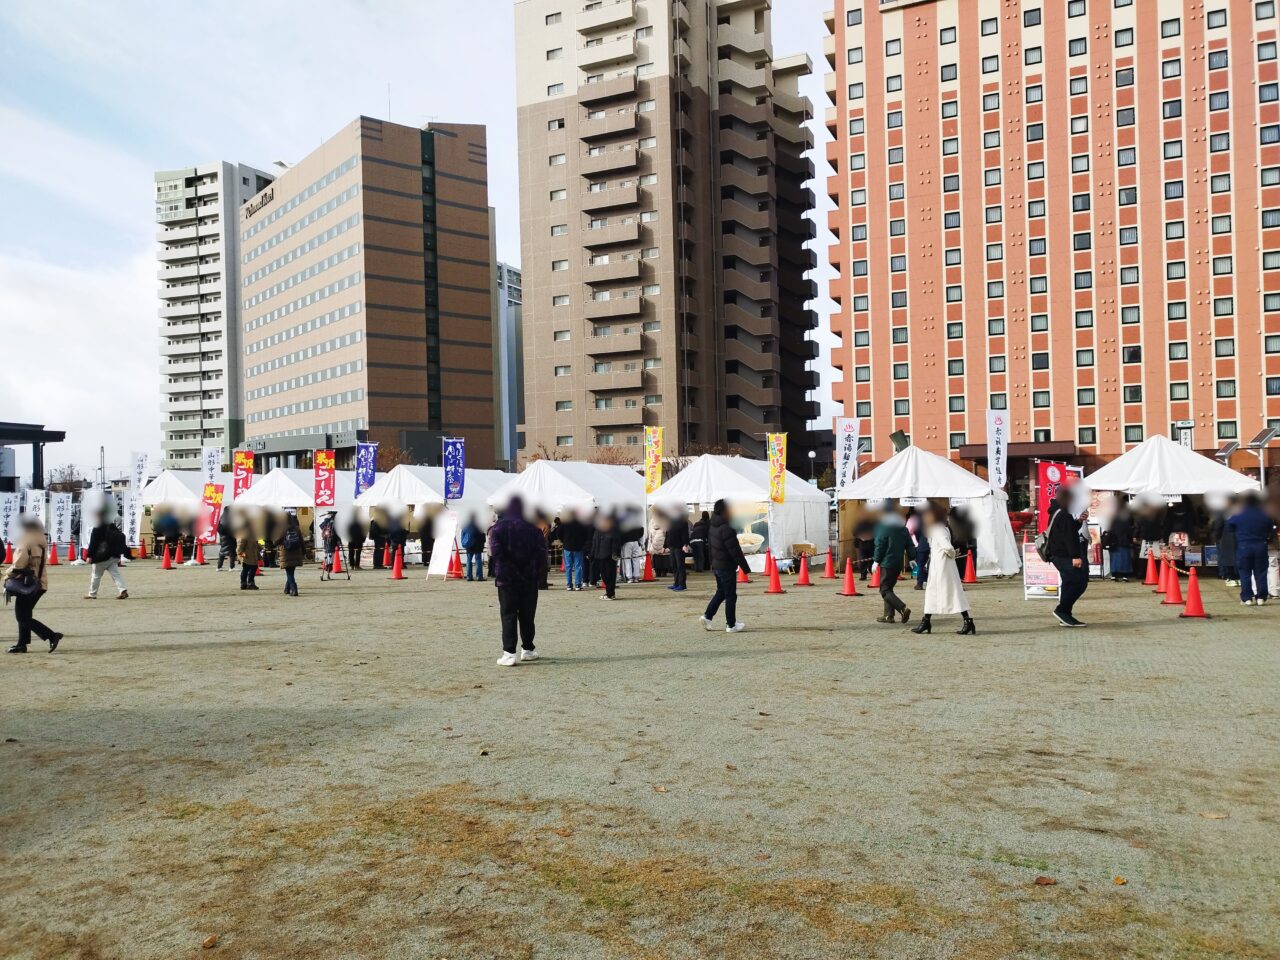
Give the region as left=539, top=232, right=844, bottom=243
left=1, top=559, right=1276, bottom=959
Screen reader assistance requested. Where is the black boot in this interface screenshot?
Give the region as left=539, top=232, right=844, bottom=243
left=957, top=614, right=976, bottom=636
left=6, top=643, right=27, bottom=654
left=911, top=614, right=932, bottom=635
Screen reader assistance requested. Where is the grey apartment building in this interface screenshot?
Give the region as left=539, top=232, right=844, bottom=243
left=514, top=0, right=820, bottom=466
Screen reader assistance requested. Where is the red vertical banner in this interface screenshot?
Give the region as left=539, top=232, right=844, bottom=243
left=198, top=483, right=225, bottom=543
left=314, top=449, right=336, bottom=508
left=1036, top=462, right=1078, bottom=530
left=232, top=450, right=255, bottom=500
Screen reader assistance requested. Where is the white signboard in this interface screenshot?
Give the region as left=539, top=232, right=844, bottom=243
left=427, top=511, right=459, bottom=579
left=986, top=409, right=1009, bottom=490
left=24, top=489, right=46, bottom=529
left=48, top=492, right=73, bottom=544
left=0, top=493, right=19, bottom=544
left=200, top=446, right=222, bottom=485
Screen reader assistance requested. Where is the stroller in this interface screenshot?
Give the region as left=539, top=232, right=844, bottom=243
left=318, top=512, right=350, bottom=581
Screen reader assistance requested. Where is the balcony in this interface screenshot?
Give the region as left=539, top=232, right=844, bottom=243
left=824, top=71, right=836, bottom=101
left=726, top=372, right=781, bottom=410
left=719, top=127, right=773, bottom=162
left=823, top=33, right=836, bottom=69
left=720, top=195, right=774, bottom=232
left=585, top=258, right=642, bottom=284
left=586, top=406, right=642, bottom=427
left=577, top=0, right=635, bottom=33
left=580, top=109, right=637, bottom=141
left=718, top=58, right=767, bottom=92
left=584, top=294, right=642, bottom=320
left=581, top=144, right=638, bottom=176
left=586, top=332, right=643, bottom=356
left=578, top=35, right=635, bottom=70
left=586, top=368, right=644, bottom=392
left=165, top=396, right=218, bottom=414
left=717, top=25, right=768, bottom=58
left=582, top=183, right=640, bottom=212
left=578, top=72, right=637, bottom=104
left=582, top=219, right=640, bottom=248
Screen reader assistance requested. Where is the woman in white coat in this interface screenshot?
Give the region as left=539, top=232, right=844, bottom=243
left=911, top=506, right=976, bottom=635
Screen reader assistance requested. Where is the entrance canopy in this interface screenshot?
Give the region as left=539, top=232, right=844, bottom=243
left=488, top=460, right=644, bottom=515
left=1083, top=434, right=1259, bottom=497
left=837, top=445, right=990, bottom=501
left=233, top=467, right=356, bottom=509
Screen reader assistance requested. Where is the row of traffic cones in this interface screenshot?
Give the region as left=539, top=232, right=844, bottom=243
left=1151, top=553, right=1208, bottom=619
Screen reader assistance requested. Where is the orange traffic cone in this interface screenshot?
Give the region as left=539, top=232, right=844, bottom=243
left=448, top=544, right=464, bottom=580
left=737, top=565, right=751, bottom=584
left=174, top=540, right=185, bottom=565
left=1143, top=551, right=1159, bottom=586
left=3, top=542, right=12, bottom=564
left=1162, top=564, right=1184, bottom=605
left=821, top=551, right=835, bottom=579
left=331, top=545, right=344, bottom=575
left=67, top=540, right=76, bottom=563
left=838, top=557, right=859, bottom=597
left=161, top=543, right=172, bottom=570
left=383, top=543, right=392, bottom=567
left=963, top=549, right=978, bottom=584
left=1155, top=558, right=1169, bottom=595
left=765, top=553, right=786, bottom=594
left=795, top=554, right=813, bottom=586
left=641, top=554, right=655, bottom=582
left=390, top=545, right=405, bottom=580
left=1180, top=567, right=1209, bottom=618
left=194, top=541, right=207, bottom=565
left=138, top=538, right=147, bottom=559
left=869, top=563, right=880, bottom=588
left=47, top=542, right=59, bottom=566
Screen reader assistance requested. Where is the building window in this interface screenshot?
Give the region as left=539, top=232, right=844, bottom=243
left=940, top=26, right=956, bottom=44
left=942, top=100, right=958, bottom=118
left=1032, top=352, right=1049, bottom=370
left=847, top=8, right=862, bottom=26
left=981, top=17, right=997, bottom=35
left=948, top=396, right=965, bottom=412
left=988, top=318, right=1006, bottom=336
left=1161, top=17, right=1181, bottom=37
left=1122, top=306, right=1141, bottom=325
left=847, top=47, right=863, bottom=64
left=1163, top=58, right=1182, bottom=77
left=1075, top=310, right=1093, bottom=328
left=1079, top=427, right=1097, bottom=445
left=1117, top=67, right=1134, bottom=86
left=1215, top=339, right=1236, bottom=357
left=1033, top=391, right=1050, bottom=408
left=1078, top=388, right=1096, bottom=405
left=849, top=83, right=864, bottom=100
left=949, top=433, right=966, bottom=450
left=1028, top=161, right=1045, bottom=179
left=949, top=359, right=965, bottom=375
left=1209, top=9, right=1227, bottom=27
left=1217, top=380, right=1237, bottom=398
left=556, top=435, right=573, bottom=446
left=1210, top=133, right=1231, bottom=152
left=1025, top=46, right=1043, bottom=65
left=893, top=363, right=909, bottom=380
left=941, top=64, right=957, bottom=81
left=1077, top=349, right=1095, bottom=367
left=855, top=366, right=870, bottom=382
left=1169, top=342, right=1188, bottom=360
left=894, top=399, right=910, bottom=415
left=1122, top=346, right=1142, bottom=364
left=1122, top=385, right=1142, bottom=403
left=991, top=393, right=1008, bottom=409
left=946, top=322, right=963, bottom=339
left=982, top=55, right=998, bottom=74
left=549, top=153, right=566, bottom=165
left=1069, top=37, right=1087, bottom=56
left=885, top=38, right=901, bottom=56
left=1116, top=28, right=1133, bottom=47
left=891, top=327, right=908, bottom=344
left=1031, top=314, right=1048, bottom=332
left=545, top=12, right=561, bottom=24
left=1210, top=50, right=1230, bottom=70
left=550, top=224, right=567, bottom=236
left=546, top=47, right=563, bottom=60
left=1170, top=382, right=1189, bottom=400
left=547, top=83, right=564, bottom=95
left=1219, top=422, right=1239, bottom=440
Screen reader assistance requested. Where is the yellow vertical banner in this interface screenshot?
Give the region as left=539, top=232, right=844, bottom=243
left=767, top=433, right=787, bottom=503
left=644, top=426, right=663, bottom=494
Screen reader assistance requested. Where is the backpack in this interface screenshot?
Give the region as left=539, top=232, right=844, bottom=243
left=283, top=526, right=304, bottom=552
left=1035, top=509, right=1061, bottom=563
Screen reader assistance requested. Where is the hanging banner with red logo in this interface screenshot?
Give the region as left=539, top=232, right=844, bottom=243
left=834, top=417, right=861, bottom=491
left=644, top=426, right=663, bottom=494
left=1035, top=461, right=1084, bottom=529
left=232, top=450, right=255, bottom=500
left=767, top=433, right=787, bottom=504
left=314, top=449, right=336, bottom=509
left=198, top=483, right=225, bottom=544
left=985, top=410, right=1008, bottom=490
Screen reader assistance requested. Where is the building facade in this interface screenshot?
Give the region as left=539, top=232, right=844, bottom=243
left=155, top=161, right=274, bottom=469
left=238, top=117, right=496, bottom=469
left=514, top=0, right=821, bottom=467
left=493, top=260, right=525, bottom=469
left=825, top=0, right=1280, bottom=483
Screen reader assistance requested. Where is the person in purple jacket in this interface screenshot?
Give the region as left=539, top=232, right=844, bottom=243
left=487, top=496, right=550, bottom=666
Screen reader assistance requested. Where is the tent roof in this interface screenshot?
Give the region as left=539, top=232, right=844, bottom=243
left=140, top=470, right=205, bottom=505
left=354, top=464, right=512, bottom=509
left=649, top=454, right=829, bottom=506
left=488, top=460, right=645, bottom=513
left=1082, top=434, right=1259, bottom=496
left=233, top=467, right=356, bottom=508
left=837, top=446, right=990, bottom=500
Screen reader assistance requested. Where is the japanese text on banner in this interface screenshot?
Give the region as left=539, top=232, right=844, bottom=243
left=313, top=450, right=337, bottom=508
left=48, top=493, right=73, bottom=544
left=200, top=446, right=222, bottom=485
left=354, top=442, right=379, bottom=497
left=986, top=410, right=1008, bottom=491
left=198, top=484, right=225, bottom=543
left=834, top=418, right=860, bottom=490
left=443, top=438, right=466, bottom=501
left=767, top=433, right=787, bottom=504
left=0, top=493, right=20, bottom=544
left=644, top=426, right=663, bottom=494
left=232, top=450, right=255, bottom=499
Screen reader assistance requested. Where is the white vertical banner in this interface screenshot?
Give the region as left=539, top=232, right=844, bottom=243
left=200, top=446, right=221, bottom=485
left=834, top=417, right=861, bottom=490
left=0, top=492, right=19, bottom=544
left=130, top=451, right=151, bottom=492
left=48, top=492, right=73, bottom=544
left=985, top=410, right=1009, bottom=491
left=124, top=495, right=144, bottom=547
left=24, top=489, right=46, bottom=529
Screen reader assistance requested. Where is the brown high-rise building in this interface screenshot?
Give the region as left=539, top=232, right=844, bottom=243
left=239, top=117, right=496, bottom=468
left=514, top=0, right=821, bottom=466
left=824, top=0, right=1280, bottom=488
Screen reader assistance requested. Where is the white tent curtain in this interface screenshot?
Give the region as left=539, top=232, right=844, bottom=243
left=961, top=488, right=1022, bottom=576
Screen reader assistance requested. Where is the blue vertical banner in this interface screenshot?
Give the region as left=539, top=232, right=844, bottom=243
left=443, top=437, right=465, bottom=501
left=354, top=441, right=380, bottom=497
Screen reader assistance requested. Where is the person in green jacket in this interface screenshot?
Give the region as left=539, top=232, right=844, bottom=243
left=872, top=506, right=912, bottom=624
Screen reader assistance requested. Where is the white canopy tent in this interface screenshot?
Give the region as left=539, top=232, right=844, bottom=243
left=487, top=460, right=644, bottom=515
left=354, top=464, right=513, bottom=518
left=648, top=455, right=829, bottom=557
left=232, top=467, right=357, bottom=509
left=1083, top=434, right=1259, bottom=497
left=838, top=446, right=1020, bottom=576
left=140, top=470, right=206, bottom=506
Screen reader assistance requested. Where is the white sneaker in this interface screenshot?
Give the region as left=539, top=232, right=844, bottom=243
left=726, top=622, right=745, bottom=633
left=1257, top=598, right=1268, bottom=606
left=519, top=648, right=539, bottom=662
left=698, top=615, right=715, bottom=631
left=496, top=652, right=518, bottom=666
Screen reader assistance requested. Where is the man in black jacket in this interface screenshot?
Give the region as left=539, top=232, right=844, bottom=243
left=690, top=511, right=710, bottom=572
left=1045, top=489, right=1089, bottom=627
left=700, top=499, right=751, bottom=632
left=84, top=515, right=129, bottom=600
left=558, top=513, right=592, bottom=591
left=665, top=509, right=691, bottom=591
left=590, top=514, right=624, bottom=599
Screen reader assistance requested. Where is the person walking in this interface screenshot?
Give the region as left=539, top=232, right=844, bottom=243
left=665, top=509, right=691, bottom=591
left=591, top=514, right=624, bottom=599
left=690, top=511, right=710, bottom=573
left=1212, top=500, right=1240, bottom=586
left=908, top=508, right=929, bottom=591
left=558, top=512, right=590, bottom=591
left=460, top=515, right=488, bottom=582
left=84, top=515, right=129, bottom=600
left=236, top=523, right=261, bottom=591
left=278, top=512, right=305, bottom=596
left=1045, top=489, right=1089, bottom=626
left=1226, top=492, right=1277, bottom=606
left=216, top=506, right=237, bottom=572
left=5, top=517, right=62, bottom=653
left=911, top=507, right=975, bottom=635
left=872, top=507, right=912, bottom=623
left=487, top=496, right=549, bottom=666
left=699, top=499, right=751, bottom=632
left=1105, top=503, right=1135, bottom=583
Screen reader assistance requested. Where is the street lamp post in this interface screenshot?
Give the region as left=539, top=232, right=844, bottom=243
left=808, top=449, right=816, bottom=481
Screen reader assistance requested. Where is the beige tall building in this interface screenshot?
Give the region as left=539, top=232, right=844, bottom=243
left=514, top=0, right=820, bottom=466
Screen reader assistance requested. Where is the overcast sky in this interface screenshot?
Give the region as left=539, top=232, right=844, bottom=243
left=0, top=0, right=836, bottom=480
